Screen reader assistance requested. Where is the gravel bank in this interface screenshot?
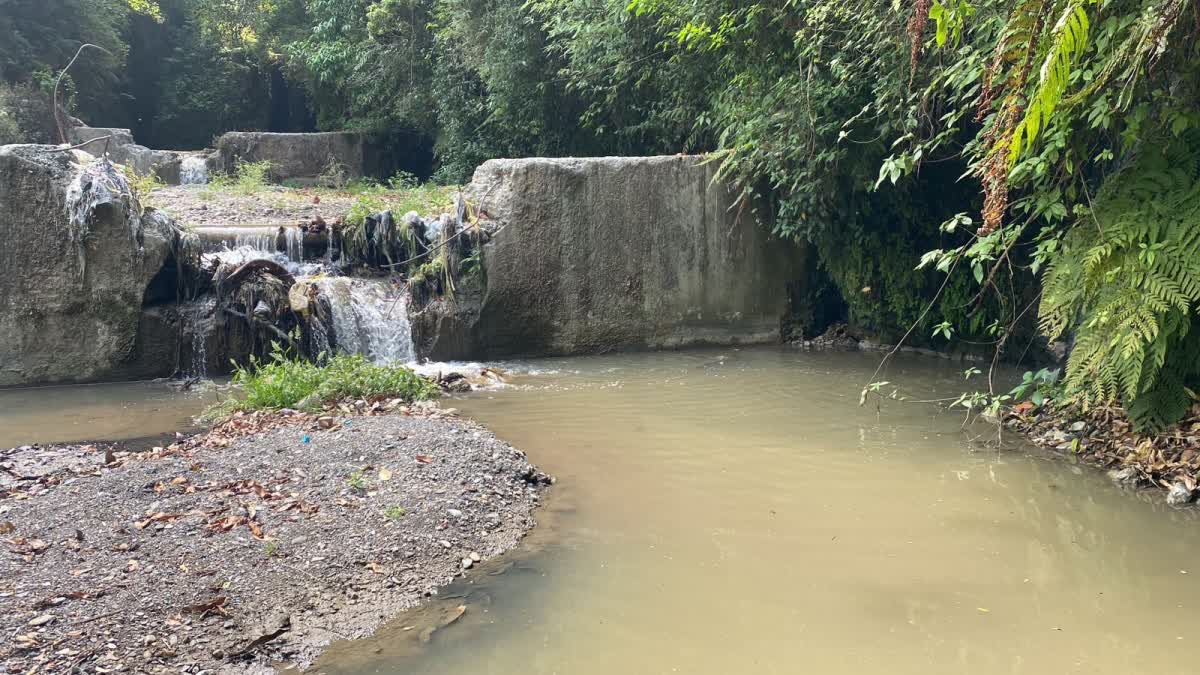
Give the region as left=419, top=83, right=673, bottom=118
left=148, top=185, right=358, bottom=230
left=0, top=409, right=551, bottom=673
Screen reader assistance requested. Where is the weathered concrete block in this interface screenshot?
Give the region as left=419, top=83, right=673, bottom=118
left=67, top=127, right=185, bottom=184
left=214, top=131, right=366, bottom=184
left=416, top=155, right=807, bottom=359
left=0, top=145, right=180, bottom=386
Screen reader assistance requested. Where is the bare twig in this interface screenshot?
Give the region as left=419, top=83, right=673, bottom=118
left=54, top=44, right=113, bottom=145
left=48, top=134, right=115, bottom=154
left=861, top=255, right=963, bottom=401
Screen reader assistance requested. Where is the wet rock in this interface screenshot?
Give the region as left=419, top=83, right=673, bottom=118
left=1166, top=481, right=1194, bottom=506
left=1108, top=467, right=1141, bottom=489
left=0, top=146, right=181, bottom=386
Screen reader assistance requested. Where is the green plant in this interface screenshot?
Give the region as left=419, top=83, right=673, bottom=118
left=120, top=166, right=166, bottom=202
left=388, top=170, right=419, bottom=190
left=206, top=343, right=439, bottom=418
left=317, top=155, right=349, bottom=189
left=211, top=160, right=273, bottom=194
left=384, top=505, right=407, bottom=521
left=1009, top=368, right=1061, bottom=408
left=346, top=192, right=385, bottom=228
left=1039, top=138, right=1200, bottom=431
left=347, top=471, right=367, bottom=492
left=263, top=541, right=279, bottom=557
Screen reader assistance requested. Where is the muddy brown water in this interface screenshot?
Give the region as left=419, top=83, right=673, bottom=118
left=312, top=348, right=1200, bottom=675
left=0, top=381, right=220, bottom=448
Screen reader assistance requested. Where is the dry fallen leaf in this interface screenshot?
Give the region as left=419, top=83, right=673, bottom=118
left=379, top=467, right=393, bottom=481
left=183, top=596, right=229, bottom=618
left=415, top=455, right=434, bottom=464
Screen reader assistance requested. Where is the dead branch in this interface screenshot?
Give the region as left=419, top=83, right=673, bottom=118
left=54, top=44, right=113, bottom=145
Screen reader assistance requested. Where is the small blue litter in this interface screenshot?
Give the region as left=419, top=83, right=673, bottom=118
left=343, top=420, right=353, bottom=427
left=302, top=435, right=311, bottom=444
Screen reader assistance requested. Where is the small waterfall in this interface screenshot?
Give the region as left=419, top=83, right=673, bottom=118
left=317, top=278, right=416, bottom=363
left=180, top=156, right=209, bottom=185
left=193, top=227, right=304, bottom=263
left=180, top=298, right=215, bottom=379
left=285, top=227, right=303, bottom=262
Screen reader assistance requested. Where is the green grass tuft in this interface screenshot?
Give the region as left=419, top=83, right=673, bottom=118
left=206, top=347, right=438, bottom=419
left=209, top=160, right=274, bottom=195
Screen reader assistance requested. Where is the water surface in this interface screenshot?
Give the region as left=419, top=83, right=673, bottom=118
left=315, top=347, right=1200, bottom=675
left=0, top=381, right=218, bottom=448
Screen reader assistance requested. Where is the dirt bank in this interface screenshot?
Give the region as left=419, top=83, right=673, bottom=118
left=0, top=406, right=551, bottom=673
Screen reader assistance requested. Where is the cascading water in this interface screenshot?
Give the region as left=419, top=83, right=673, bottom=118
left=193, top=227, right=306, bottom=265
left=315, top=278, right=416, bottom=363
left=180, top=156, right=209, bottom=185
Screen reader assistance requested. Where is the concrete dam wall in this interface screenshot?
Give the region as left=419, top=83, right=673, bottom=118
left=412, top=156, right=807, bottom=359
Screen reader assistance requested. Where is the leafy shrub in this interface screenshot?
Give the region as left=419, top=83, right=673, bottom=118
left=210, top=160, right=273, bottom=194
left=345, top=191, right=386, bottom=228
left=209, top=347, right=438, bottom=417
left=120, top=166, right=166, bottom=201
left=317, top=156, right=349, bottom=189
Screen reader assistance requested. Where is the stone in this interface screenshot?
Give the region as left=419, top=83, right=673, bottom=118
left=447, top=508, right=463, bottom=518
left=318, top=417, right=335, bottom=430
left=469, top=551, right=481, bottom=562
left=68, top=127, right=188, bottom=184
left=461, top=558, right=473, bottom=570
left=1069, top=421, right=1087, bottom=432
left=412, top=156, right=808, bottom=360
left=1108, top=467, right=1141, bottom=489
left=28, top=614, right=54, bottom=627
left=1166, top=481, right=1194, bottom=506
left=0, top=146, right=182, bottom=386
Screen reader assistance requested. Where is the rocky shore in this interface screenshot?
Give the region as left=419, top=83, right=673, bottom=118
left=1007, top=402, right=1200, bottom=507
left=0, top=405, right=551, bottom=673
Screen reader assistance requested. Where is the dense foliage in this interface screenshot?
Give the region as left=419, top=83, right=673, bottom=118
left=4, top=0, right=1200, bottom=429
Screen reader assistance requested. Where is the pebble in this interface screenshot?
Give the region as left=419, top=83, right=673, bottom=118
left=461, top=558, right=473, bottom=570
left=469, top=551, right=481, bottom=562
left=447, top=508, right=463, bottom=518
left=28, top=615, right=54, bottom=627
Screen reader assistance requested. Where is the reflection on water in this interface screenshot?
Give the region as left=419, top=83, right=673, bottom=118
left=313, top=347, right=1200, bottom=675
left=0, top=381, right=219, bottom=448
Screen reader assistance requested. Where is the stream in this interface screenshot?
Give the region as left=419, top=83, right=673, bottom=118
left=4, top=348, right=1199, bottom=674
left=313, top=347, right=1200, bottom=675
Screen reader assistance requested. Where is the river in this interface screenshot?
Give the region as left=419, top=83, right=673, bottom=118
left=312, top=347, right=1200, bottom=675
left=5, top=347, right=1198, bottom=674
